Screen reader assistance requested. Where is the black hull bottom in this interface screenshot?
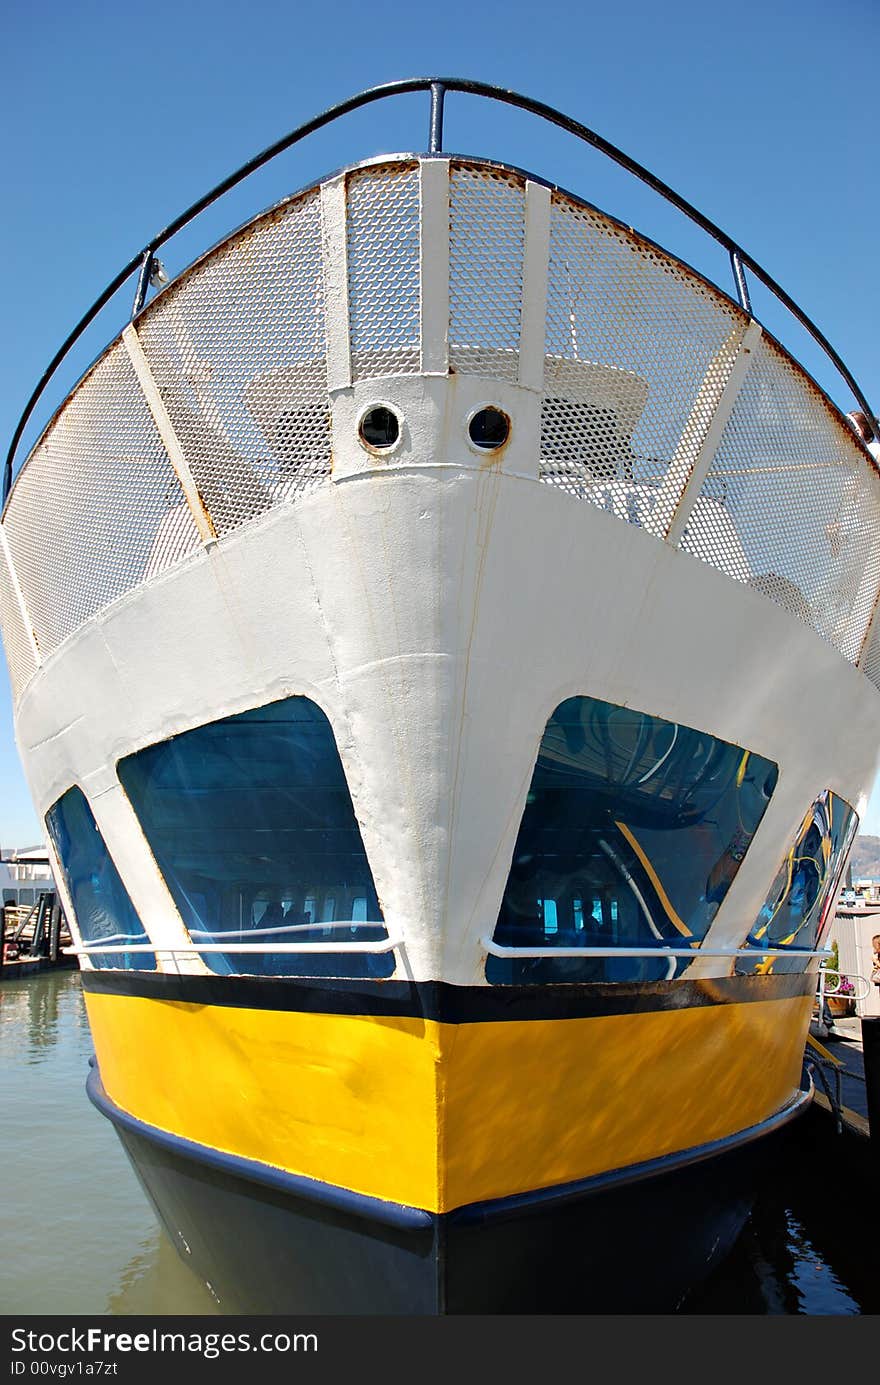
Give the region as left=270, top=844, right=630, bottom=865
left=90, top=1067, right=808, bottom=1314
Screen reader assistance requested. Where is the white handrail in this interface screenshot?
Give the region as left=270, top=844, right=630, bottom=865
left=188, top=920, right=382, bottom=939
left=481, top=937, right=830, bottom=959
left=59, top=931, right=145, bottom=946
left=64, top=936, right=402, bottom=956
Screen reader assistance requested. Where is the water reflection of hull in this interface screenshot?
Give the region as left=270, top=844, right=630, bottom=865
left=681, top=1104, right=876, bottom=1314
left=105, top=1228, right=221, bottom=1316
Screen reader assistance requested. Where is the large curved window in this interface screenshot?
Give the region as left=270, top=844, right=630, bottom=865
left=486, top=695, right=778, bottom=984
left=117, top=697, right=394, bottom=978
left=737, top=790, right=858, bottom=975
left=45, top=787, right=156, bottom=971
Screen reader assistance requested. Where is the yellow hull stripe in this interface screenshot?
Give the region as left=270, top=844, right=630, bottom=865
left=84, top=991, right=811, bottom=1214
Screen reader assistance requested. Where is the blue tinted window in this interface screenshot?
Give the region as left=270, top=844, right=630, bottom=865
left=737, top=790, right=858, bottom=975
left=117, top=697, right=393, bottom=978
left=45, top=787, right=156, bottom=971
left=487, top=695, right=777, bottom=984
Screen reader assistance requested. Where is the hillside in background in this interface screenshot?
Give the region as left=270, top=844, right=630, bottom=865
left=850, top=834, right=880, bottom=881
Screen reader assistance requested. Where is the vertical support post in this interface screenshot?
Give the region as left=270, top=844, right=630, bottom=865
left=132, top=250, right=155, bottom=317
left=817, top=964, right=829, bottom=1031
left=856, top=573, right=880, bottom=669
left=320, top=175, right=352, bottom=393
left=122, top=324, right=218, bottom=544
left=88, top=782, right=206, bottom=975
left=419, top=158, right=449, bottom=375
left=841, top=526, right=880, bottom=665
left=518, top=181, right=551, bottom=394
left=862, top=1017, right=880, bottom=1143
left=48, top=895, right=60, bottom=964
left=429, top=83, right=446, bottom=154
left=32, top=894, right=46, bottom=958
left=730, top=250, right=752, bottom=315
left=654, top=319, right=762, bottom=545
left=0, top=907, right=5, bottom=979
left=0, top=523, right=41, bottom=665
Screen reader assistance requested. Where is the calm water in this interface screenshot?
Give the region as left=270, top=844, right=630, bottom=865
left=0, top=970, right=218, bottom=1315
left=0, top=970, right=873, bottom=1316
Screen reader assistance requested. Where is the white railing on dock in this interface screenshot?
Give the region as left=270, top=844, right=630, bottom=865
left=817, top=966, right=873, bottom=1003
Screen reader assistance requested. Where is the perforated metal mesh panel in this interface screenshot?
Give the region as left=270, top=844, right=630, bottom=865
left=449, top=164, right=524, bottom=381
left=858, top=615, right=880, bottom=690
left=542, top=195, right=746, bottom=521
left=348, top=163, right=420, bottom=381
left=692, top=336, right=880, bottom=660
left=136, top=189, right=330, bottom=536
left=3, top=154, right=880, bottom=704
left=3, top=342, right=201, bottom=656
left=0, top=536, right=38, bottom=699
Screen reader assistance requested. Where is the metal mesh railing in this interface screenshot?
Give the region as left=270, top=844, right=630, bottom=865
left=693, top=335, right=880, bottom=660
left=542, top=193, right=745, bottom=521
left=135, top=189, right=330, bottom=537
left=449, top=163, right=525, bottom=382
left=3, top=153, right=880, bottom=703
left=348, top=162, right=421, bottom=380
left=3, top=342, right=201, bottom=657
left=0, top=538, right=38, bottom=700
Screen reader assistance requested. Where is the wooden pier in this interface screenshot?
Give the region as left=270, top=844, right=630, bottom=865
left=0, top=892, right=74, bottom=981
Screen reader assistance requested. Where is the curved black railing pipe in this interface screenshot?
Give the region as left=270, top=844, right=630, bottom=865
left=4, top=77, right=877, bottom=502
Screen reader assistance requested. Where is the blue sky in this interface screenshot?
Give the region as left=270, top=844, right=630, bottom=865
left=1, top=0, right=879, bottom=845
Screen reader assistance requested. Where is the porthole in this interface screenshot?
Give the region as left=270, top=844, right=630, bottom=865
left=468, top=406, right=510, bottom=452
left=359, top=405, right=400, bottom=452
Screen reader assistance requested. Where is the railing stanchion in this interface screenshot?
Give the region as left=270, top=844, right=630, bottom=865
left=730, top=249, right=752, bottom=315
left=131, top=250, right=155, bottom=317
left=429, top=82, right=446, bottom=154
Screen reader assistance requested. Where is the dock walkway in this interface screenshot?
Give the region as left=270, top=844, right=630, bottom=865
left=0, top=953, right=77, bottom=981
left=822, top=1017, right=868, bottom=1122
left=807, top=1014, right=872, bottom=1143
